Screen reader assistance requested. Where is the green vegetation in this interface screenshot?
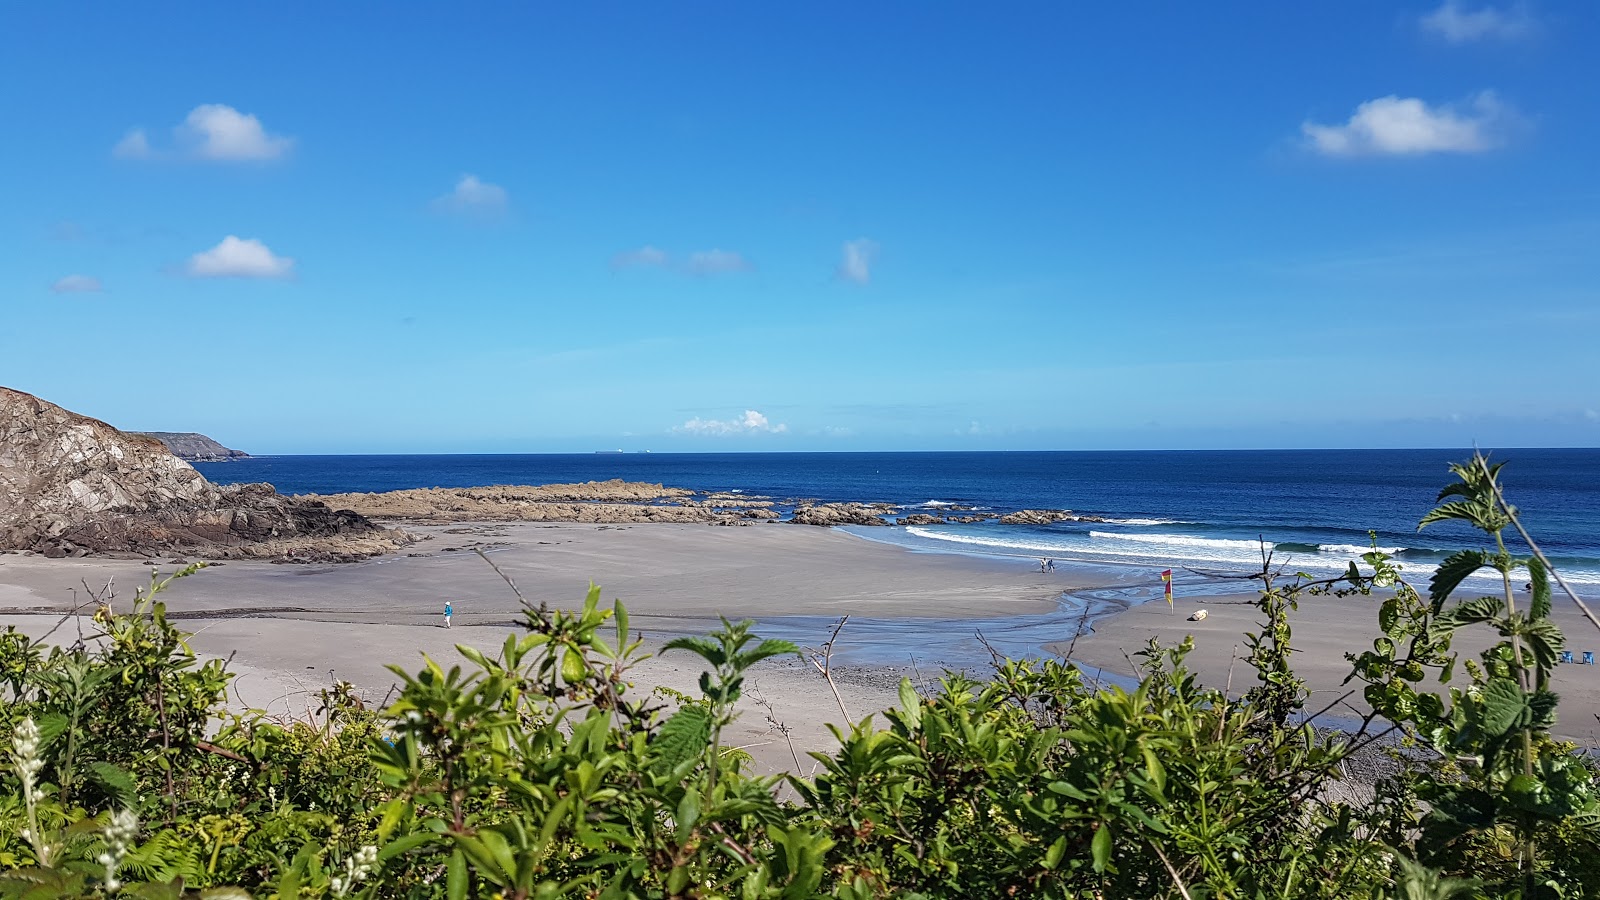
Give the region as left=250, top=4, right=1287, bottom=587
left=2, top=453, right=1597, bottom=898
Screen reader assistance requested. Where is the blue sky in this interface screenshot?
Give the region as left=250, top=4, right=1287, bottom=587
left=3, top=2, right=1597, bottom=452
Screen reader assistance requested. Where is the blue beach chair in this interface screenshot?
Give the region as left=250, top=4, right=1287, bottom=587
left=1560, top=650, right=1574, bottom=664
left=1585, top=651, right=1596, bottom=666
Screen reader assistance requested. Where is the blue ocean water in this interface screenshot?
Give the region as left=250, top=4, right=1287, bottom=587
left=196, top=449, right=1600, bottom=593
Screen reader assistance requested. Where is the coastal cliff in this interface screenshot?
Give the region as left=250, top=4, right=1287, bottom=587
left=0, top=386, right=407, bottom=561
left=133, top=431, right=249, bottom=461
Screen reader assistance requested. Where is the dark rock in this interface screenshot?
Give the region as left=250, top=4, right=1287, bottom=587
left=998, top=509, right=1077, bottom=525
left=789, top=503, right=889, bottom=527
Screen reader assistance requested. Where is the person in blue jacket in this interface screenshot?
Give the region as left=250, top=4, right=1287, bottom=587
left=444, top=601, right=454, bottom=628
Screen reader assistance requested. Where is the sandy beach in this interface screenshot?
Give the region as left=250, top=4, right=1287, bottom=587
left=0, top=521, right=1123, bottom=774
left=5, top=520, right=1599, bottom=769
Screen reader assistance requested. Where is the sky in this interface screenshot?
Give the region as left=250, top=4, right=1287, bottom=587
left=2, top=2, right=1598, bottom=453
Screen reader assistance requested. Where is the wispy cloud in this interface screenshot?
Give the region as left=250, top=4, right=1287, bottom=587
left=676, top=409, right=787, bottom=436
left=431, top=174, right=510, bottom=220
left=684, top=249, right=752, bottom=276
left=115, top=104, right=294, bottom=161
left=1420, top=1, right=1535, bottom=43
left=836, top=238, right=879, bottom=284
left=185, top=236, right=294, bottom=279
left=112, top=129, right=152, bottom=160
left=611, top=245, right=670, bottom=269
left=50, top=274, right=102, bottom=294
left=1301, top=92, right=1516, bottom=157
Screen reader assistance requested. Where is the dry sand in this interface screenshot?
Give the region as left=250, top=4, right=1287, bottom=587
left=0, top=522, right=1119, bottom=775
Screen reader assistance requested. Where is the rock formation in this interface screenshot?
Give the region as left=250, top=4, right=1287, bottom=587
left=898, top=513, right=948, bottom=526
left=302, top=482, right=778, bottom=525
left=998, top=509, right=1077, bottom=525
left=0, top=387, right=406, bottom=561
left=788, top=503, right=891, bottom=527
left=133, top=432, right=249, bottom=461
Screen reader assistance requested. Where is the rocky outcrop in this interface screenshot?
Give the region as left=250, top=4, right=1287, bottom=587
left=998, top=509, right=1077, bottom=525
left=789, top=503, right=891, bottom=527
left=133, top=432, right=249, bottom=462
left=0, top=387, right=407, bottom=561
left=898, top=513, right=947, bottom=526
left=302, top=482, right=775, bottom=525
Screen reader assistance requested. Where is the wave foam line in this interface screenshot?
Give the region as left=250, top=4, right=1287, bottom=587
left=1088, top=531, right=1267, bottom=551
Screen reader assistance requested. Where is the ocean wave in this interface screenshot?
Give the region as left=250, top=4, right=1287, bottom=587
left=897, top=527, right=1600, bottom=588
left=905, top=527, right=1076, bottom=554
left=1098, top=517, right=1189, bottom=526
left=917, top=500, right=959, bottom=508
left=1088, top=531, right=1268, bottom=551
left=1316, top=542, right=1408, bottom=556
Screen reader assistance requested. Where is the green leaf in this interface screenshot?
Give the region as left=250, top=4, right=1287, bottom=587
left=1435, top=596, right=1503, bottom=634
left=1528, top=555, right=1552, bottom=620
left=561, top=647, right=587, bottom=685
left=1429, top=550, right=1490, bottom=607
left=1044, top=836, right=1066, bottom=870
left=379, top=832, right=437, bottom=863
left=897, top=678, right=922, bottom=729
left=1480, top=678, right=1525, bottom=738
left=88, top=761, right=136, bottom=807
left=663, top=636, right=726, bottom=667
left=447, top=849, right=467, bottom=900
left=651, top=704, right=712, bottom=775
left=1091, top=824, right=1112, bottom=873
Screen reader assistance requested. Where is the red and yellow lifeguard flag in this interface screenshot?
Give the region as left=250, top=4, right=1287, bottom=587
left=1161, top=569, right=1173, bottom=608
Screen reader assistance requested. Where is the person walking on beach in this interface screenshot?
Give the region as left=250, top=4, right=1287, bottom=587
left=1046, top=558, right=1055, bottom=572
left=444, top=601, right=453, bottom=628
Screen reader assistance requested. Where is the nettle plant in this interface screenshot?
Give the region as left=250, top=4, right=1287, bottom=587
left=1344, top=453, right=1600, bottom=897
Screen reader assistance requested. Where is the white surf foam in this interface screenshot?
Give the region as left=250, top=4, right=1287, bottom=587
left=1317, top=543, right=1408, bottom=556
left=1089, top=531, right=1268, bottom=551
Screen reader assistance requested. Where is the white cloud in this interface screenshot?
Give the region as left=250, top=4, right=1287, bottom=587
left=836, top=238, right=879, bottom=284
left=183, top=104, right=293, bottom=160
left=112, top=128, right=151, bottom=159
left=185, top=236, right=294, bottom=279
left=1302, top=92, right=1514, bottom=157
left=51, top=274, right=103, bottom=294
left=115, top=105, right=292, bottom=161
left=432, top=174, right=509, bottom=218
left=684, top=249, right=752, bottom=275
left=677, top=409, right=787, bottom=436
left=611, top=245, right=670, bottom=269
left=1420, top=1, right=1534, bottom=43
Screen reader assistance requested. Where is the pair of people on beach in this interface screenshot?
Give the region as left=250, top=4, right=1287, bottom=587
left=1038, top=558, right=1055, bottom=572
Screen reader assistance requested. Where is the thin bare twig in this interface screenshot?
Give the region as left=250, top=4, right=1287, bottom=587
left=1150, top=840, right=1195, bottom=900
left=805, top=616, right=852, bottom=721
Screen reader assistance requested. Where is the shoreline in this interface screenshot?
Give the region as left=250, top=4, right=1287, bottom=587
left=6, top=519, right=1600, bottom=748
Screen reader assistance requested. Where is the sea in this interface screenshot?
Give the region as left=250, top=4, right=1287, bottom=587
left=196, top=449, right=1600, bottom=599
